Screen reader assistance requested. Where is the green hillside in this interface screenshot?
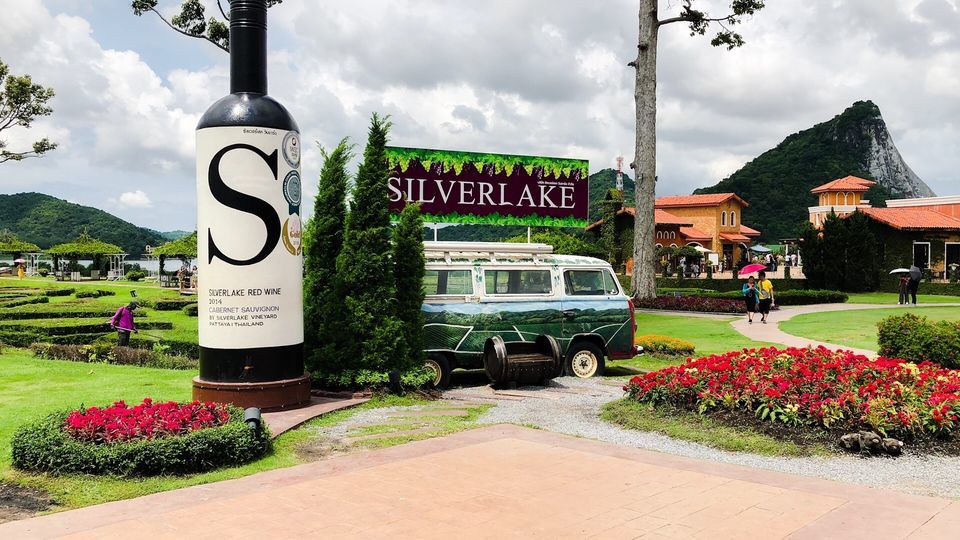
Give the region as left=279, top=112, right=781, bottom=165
left=695, top=101, right=894, bottom=241
left=0, top=193, right=165, bottom=257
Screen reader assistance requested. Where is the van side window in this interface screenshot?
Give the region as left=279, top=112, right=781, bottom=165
left=484, top=269, right=552, bottom=295
left=424, top=270, right=473, bottom=295
left=565, top=270, right=620, bottom=296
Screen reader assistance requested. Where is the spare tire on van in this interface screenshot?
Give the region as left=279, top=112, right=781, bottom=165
left=483, top=335, right=563, bottom=388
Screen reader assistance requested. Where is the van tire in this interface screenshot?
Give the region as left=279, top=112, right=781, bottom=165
left=565, top=342, right=605, bottom=378
left=425, top=354, right=452, bottom=389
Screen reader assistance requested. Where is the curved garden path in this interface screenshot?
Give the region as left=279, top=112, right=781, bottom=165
left=730, top=302, right=960, bottom=356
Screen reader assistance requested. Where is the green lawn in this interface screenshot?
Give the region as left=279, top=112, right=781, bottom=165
left=846, top=292, right=960, bottom=304
left=780, top=306, right=960, bottom=351
left=634, top=313, right=780, bottom=356
left=0, top=349, right=427, bottom=511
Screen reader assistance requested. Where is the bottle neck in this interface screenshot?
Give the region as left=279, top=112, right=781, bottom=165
left=229, top=0, right=268, bottom=95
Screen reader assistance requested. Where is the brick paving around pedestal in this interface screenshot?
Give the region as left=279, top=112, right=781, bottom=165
left=3, top=425, right=957, bottom=539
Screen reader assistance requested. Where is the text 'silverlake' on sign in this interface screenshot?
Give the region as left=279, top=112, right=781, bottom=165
left=386, top=147, right=589, bottom=228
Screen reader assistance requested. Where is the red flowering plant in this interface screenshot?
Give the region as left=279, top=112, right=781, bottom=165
left=625, top=346, right=960, bottom=438
left=64, top=398, right=231, bottom=444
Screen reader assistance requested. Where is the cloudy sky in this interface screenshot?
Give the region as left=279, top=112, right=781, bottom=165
left=1, top=0, right=958, bottom=232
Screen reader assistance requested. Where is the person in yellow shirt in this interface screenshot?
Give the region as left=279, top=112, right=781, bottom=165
left=757, top=270, right=775, bottom=324
left=17, top=264, right=25, bottom=280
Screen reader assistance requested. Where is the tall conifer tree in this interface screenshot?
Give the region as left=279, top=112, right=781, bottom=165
left=303, top=139, right=352, bottom=375
left=335, top=114, right=408, bottom=372
left=392, top=204, right=425, bottom=371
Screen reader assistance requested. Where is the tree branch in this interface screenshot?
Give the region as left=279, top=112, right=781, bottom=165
left=147, top=7, right=228, bottom=52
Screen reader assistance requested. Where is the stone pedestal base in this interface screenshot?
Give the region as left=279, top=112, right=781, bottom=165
left=192, top=374, right=312, bottom=411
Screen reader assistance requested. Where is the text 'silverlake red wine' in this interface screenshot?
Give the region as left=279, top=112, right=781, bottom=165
left=196, top=0, right=303, bottom=383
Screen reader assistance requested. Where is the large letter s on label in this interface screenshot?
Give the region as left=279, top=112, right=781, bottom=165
left=207, top=143, right=282, bottom=266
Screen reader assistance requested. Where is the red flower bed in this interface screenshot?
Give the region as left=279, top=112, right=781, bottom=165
left=64, top=398, right=230, bottom=444
left=625, top=347, right=960, bottom=438
left=635, top=295, right=745, bottom=314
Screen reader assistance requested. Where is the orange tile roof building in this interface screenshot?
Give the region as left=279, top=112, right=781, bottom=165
left=587, top=193, right=760, bottom=267
left=808, top=177, right=960, bottom=276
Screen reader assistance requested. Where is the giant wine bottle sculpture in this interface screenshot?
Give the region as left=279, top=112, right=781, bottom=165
left=193, top=0, right=309, bottom=409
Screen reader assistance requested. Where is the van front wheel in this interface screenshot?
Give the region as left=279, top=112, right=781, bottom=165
left=565, top=342, right=605, bottom=378
left=425, top=354, right=452, bottom=389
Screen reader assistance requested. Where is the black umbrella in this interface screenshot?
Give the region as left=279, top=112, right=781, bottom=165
left=909, top=265, right=922, bottom=281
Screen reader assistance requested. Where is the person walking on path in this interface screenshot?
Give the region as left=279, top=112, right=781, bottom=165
left=742, top=276, right=758, bottom=324
left=908, top=265, right=921, bottom=305
left=110, top=301, right=138, bottom=346
left=898, top=274, right=910, bottom=305
left=757, top=270, right=775, bottom=324
left=16, top=264, right=25, bottom=280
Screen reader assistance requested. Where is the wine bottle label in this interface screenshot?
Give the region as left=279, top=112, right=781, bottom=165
left=196, top=126, right=303, bottom=349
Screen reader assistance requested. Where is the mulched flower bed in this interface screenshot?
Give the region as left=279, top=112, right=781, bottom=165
left=625, top=347, right=960, bottom=450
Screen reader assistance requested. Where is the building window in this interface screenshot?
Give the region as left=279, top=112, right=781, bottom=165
left=913, top=242, right=931, bottom=270
left=731, top=211, right=737, bottom=227
left=656, top=231, right=662, bottom=239
left=670, top=231, right=676, bottom=239
left=721, top=211, right=727, bottom=226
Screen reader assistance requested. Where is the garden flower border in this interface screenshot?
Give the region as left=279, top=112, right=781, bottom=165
left=11, top=406, right=272, bottom=477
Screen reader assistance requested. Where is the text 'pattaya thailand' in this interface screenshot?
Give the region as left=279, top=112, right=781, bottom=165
left=386, top=146, right=589, bottom=228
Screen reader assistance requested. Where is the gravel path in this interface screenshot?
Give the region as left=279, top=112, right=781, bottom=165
left=452, top=377, right=960, bottom=499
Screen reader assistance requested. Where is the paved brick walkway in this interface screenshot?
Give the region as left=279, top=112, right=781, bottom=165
left=3, top=425, right=957, bottom=539
left=731, top=302, right=960, bottom=357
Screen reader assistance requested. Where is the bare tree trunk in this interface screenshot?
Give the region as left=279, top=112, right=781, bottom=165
left=631, top=0, right=659, bottom=300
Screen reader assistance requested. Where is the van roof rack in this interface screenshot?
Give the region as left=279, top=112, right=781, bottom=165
left=423, top=241, right=553, bottom=264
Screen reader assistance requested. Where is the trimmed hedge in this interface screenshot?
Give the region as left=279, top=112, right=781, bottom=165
left=0, top=308, right=130, bottom=321
left=183, top=303, right=198, bottom=317
left=635, top=295, right=745, bottom=314
left=10, top=407, right=271, bottom=476
left=877, top=313, right=960, bottom=369
left=619, top=275, right=809, bottom=295
left=75, top=289, right=116, bottom=299
left=0, top=320, right=172, bottom=336
left=636, top=334, right=695, bottom=356
left=878, top=281, right=960, bottom=297
left=691, top=289, right=848, bottom=306
left=30, top=343, right=196, bottom=370
left=154, top=299, right=197, bottom=311
left=44, top=288, right=75, bottom=297
left=0, top=296, right=49, bottom=308
left=123, top=337, right=200, bottom=359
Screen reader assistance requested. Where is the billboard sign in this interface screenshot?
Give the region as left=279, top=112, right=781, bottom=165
left=386, top=147, right=589, bottom=227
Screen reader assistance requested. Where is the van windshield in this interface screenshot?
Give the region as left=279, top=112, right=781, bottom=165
left=484, top=269, right=552, bottom=295
left=424, top=270, right=473, bottom=295
left=564, top=269, right=620, bottom=296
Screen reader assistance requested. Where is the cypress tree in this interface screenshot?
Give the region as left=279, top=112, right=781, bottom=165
left=842, top=211, right=879, bottom=292
left=303, top=138, right=352, bottom=375
left=392, top=204, right=425, bottom=371
left=335, top=114, right=408, bottom=373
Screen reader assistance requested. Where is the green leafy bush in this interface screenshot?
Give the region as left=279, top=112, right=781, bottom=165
left=877, top=314, right=960, bottom=369
left=317, top=366, right=434, bottom=390
left=74, top=289, right=116, bottom=299
left=126, top=270, right=146, bottom=282
left=10, top=407, right=271, bottom=476
left=37, top=268, right=49, bottom=277
left=30, top=342, right=196, bottom=370
left=635, top=335, right=695, bottom=356
left=182, top=303, right=198, bottom=317
left=691, top=289, right=848, bottom=305
left=0, top=296, right=49, bottom=308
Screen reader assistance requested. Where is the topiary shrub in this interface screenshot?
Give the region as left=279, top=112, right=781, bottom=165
left=877, top=314, right=960, bottom=369
left=38, top=268, right=49, bottom=277
left=182, top=303, right=198, bottom=317
left=125, top=270, right=146, bottom=282
left=153, top=299, right=196, bottom=311
left=74, top=289, right=116, bottom=299
left=10, top=401, right=271, bottom=476
left=635, top=335, right=695, bottom=356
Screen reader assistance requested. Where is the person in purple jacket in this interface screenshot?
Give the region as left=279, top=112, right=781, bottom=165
left=110, top=301, right=138, bottom=346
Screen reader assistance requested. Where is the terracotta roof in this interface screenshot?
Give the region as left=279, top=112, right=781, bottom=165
left=655, top=193, right=749, bottom=208
left=680, top=226, right=712, bottom=241
left=719, top=232, right=752, bottom=243
left=811, top=175, right=876, bottom=194
left=739, top=225, right=761, bottom=237
left=584, top=207, right=693, bottom=231
left=860, top=208, right=960, bottom=231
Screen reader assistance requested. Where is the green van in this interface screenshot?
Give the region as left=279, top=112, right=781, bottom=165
left=421, top=242, right=637, bottom=388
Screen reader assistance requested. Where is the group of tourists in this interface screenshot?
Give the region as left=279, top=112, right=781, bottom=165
left=742, top=270, right=775, bottom=324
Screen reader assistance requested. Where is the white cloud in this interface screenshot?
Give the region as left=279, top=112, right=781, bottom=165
left=109, top=190, right=153, bottom=209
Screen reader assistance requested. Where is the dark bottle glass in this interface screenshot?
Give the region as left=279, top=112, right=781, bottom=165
left=195, top=0, right=304, bottom=383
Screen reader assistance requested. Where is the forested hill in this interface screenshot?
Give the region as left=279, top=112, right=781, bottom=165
left=0, top=193, right=165, bottom=257
left=694, top=100, right=934, bottom=242
left=425, top=168, right=632, bottom=242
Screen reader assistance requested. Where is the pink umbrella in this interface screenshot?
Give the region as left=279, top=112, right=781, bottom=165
left=738, top=263, right=767, bottom=276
